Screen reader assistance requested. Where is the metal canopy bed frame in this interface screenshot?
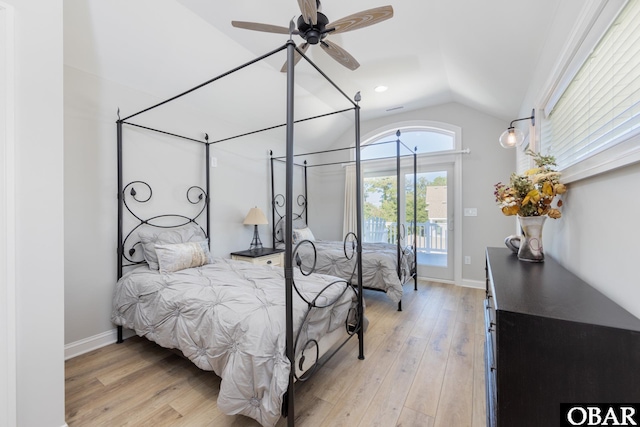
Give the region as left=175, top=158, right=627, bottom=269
left=269, top=134, right=418, bottom=311
left=114, top=40, right=365, bottom=427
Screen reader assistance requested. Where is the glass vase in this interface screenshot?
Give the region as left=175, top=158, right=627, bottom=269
left=517, top=215, right=546, bottom=262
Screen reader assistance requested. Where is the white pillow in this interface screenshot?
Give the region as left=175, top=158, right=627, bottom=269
left=276, top=216, right=308, bottom=243
left=155, top=241, right=213, bottom=273
left=292, top=227, right=315, bottom=244
left=138, top=223, right=206, bottom=270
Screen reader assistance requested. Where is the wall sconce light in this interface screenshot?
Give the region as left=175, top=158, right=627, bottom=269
left=499, top=109, right=535, bottom=148
left=243, top=206, right=268, bottom=251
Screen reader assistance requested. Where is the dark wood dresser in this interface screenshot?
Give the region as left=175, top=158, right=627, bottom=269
left=484, top=247, right=640, bottom=427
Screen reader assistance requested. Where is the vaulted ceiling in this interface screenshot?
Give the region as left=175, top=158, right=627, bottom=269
left=65, top=0, right=584, bottom=146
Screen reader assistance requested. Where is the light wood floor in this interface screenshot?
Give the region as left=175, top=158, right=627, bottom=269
left=66, top=280, right=487, bottom=426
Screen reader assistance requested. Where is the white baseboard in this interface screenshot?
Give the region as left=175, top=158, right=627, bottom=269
left=460, top=278, right=485, bottom=289
left=417, top=277, right=484, bottom=289
left=65, top=328, right=135, bottom=360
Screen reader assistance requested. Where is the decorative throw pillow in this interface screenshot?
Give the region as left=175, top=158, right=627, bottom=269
left=138, top=223, right=207, bottom=270
left=292, top=227, right=315, bottom=244
left=155, top=241, right=213, bottom=273
left=277, top=216, right=308, bottom=243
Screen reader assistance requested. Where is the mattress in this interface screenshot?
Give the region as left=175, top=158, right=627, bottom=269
left=111, top=258, right=358, bottom=427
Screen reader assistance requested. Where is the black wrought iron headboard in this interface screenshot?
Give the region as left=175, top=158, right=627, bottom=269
left=270, top=153, right=308, bottom=247
left=119, top=181, right=209, bottom=270
left=271, top=193, right=308, bottom=246
left=116, top=121, right=212, bottom=281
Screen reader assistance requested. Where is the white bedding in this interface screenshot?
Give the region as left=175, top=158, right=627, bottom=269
left=111, top=258, right=357, bottom=427
left=280, top=240, right=414, bottom=303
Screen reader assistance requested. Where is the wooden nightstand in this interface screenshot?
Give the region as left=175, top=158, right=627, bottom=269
left=230, top=248, right=285, bottom=267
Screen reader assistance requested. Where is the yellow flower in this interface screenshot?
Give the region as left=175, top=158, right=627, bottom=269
left=522, top=189, right=540, bottom=206
left=502, top=205, right=519, bottom=216
left=494, top=151, right=567, bottom=219
left=548, top=208, right=562, bottom=219
left=524, top=168, right=542, bottom=176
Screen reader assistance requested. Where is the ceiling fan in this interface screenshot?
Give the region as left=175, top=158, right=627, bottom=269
left=231, top=0, right=393, bottom=71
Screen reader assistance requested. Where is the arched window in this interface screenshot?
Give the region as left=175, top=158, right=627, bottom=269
left=361, top=126, right=456, bottom=160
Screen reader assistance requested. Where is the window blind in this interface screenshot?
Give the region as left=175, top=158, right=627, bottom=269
left=543, top=0, right=640, bottom=170
left=516, top=134, right=533, bottom=174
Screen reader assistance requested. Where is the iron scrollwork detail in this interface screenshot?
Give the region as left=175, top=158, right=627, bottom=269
left=291, top=275, right=359, bottom=382
left=272, top=193, right=307, bottom=244
left=120, top=181, right=208, bottom=267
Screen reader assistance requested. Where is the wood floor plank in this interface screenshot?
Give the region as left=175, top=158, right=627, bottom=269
left=472, top=333, right=487, bottom=427
left=65, top=281, right=486, bottom=427
left=65, top=337, right=158, bottom=380
left=274, top=394, right=334, bottom=427
left=168, top=371, right=221, bottom=415
left=318, top=304, right=423, bottom=426
left=442, top=283, right=462, bottom=311
left=457, top=287, right=478, bottom=325
left=475, top=288, right=487, bottom=336
left=104, top=373, right=208, bottom=427
left=127, top=404, right=184, bottom=427
left=65, top=376, right=105, bottom=410
left=357, top=335, right=428, bottom=427
left=403, top=307, right=457, bottom=417
left=433, top=320, right=475, bottom=427
left=408, top=283, right=446, bottom=340
left=94, top=341, right=176, bottom=386
left=397, top=407, right=435, bottom=427
left=67, top=354, right=195, bottom=426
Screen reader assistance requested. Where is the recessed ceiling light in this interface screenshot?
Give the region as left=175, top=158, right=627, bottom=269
left=374, top=85, right=388, bottom=93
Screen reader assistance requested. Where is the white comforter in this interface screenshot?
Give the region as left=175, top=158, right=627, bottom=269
left=111, top=258, right=356, bottom=427
left=281, top=240, right=415, bottom=303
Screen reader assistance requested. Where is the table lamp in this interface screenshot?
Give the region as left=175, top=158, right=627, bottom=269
left=243, top=206, right=268, bottom=251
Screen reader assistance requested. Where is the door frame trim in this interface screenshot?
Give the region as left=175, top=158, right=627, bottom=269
left=360, top=120, right=464, bottom=286
left=0, top=2, right=17, bottom=425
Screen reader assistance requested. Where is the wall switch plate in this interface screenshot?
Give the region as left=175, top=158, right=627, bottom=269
left=210, top=156, right=217, bottom=167
left=464, top=208, right=477, bottom=216
left=464, top=256, right=471, bottom=265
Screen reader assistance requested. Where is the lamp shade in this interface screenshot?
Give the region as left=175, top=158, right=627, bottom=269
left=243, top=207, right=268, bottom=225
left=499, top=127, right=524, bottom=148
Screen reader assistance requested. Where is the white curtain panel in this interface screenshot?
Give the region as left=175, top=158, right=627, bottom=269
left=343, top=164, right=357, bottom=237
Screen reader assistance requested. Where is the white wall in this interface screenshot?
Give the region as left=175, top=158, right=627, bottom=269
left=543, top=163, right=640, bottom=318
left=2, top=0, right=66, bottom=426
left=319, top=102, right=516, bottom=285
left=307, top=165, right=345, bottom=241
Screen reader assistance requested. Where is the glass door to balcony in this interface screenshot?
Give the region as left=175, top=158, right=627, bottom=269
left=362, top=163, right=453, bottom=282
left=406, top=164, right=453, bottom=282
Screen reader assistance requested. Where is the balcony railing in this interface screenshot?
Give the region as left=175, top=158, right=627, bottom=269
left=363, top=217, right=447, bottom=254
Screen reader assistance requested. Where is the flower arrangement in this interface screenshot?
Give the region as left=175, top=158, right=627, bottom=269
left=494, top=150, right=567, bottom=218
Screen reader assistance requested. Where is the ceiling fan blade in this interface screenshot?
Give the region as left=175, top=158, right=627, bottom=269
left=297, top=0, right=318, bottom=25
left=320, top=40, right=360, bottom=71
left=327, top=5, right=393, bottom=34
left=231, top=21, right=290, bottom=34
left=280, top=43, right=310, bottom=73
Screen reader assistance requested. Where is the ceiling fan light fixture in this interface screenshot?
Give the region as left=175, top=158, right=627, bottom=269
left=232, top=2, right=393, bottom=71
left=297, top=12, right=329, bottom=45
